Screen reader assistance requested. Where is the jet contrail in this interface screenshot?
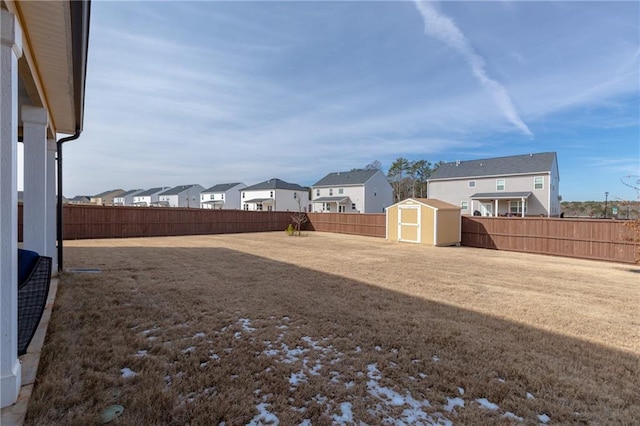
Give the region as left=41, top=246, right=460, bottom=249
left=414, top=1, right=533, bottom=137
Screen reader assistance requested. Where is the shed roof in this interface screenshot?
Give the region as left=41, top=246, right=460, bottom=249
left=389, top=198, right=461, bottom=211
left=429, top=152, right=556, bottom=181
left=312, top=169, right=379, bottom=187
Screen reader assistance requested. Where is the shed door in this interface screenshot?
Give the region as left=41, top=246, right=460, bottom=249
left=398, top=206, right=421, bottom=243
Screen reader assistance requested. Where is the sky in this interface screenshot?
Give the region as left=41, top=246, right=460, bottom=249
left=49, top=0, right=640, bottom=201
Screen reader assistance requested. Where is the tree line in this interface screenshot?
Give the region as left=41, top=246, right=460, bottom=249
left=362, top=158, right=445, bottom=201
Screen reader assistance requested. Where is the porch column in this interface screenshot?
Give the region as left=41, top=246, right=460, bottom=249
left=22, top=106, right=49, bottom=255
left=521, top=197, right=526, bottom=217
left=0, top=9, right=23, bottom=408
left=494, top=199, right=499, bottom=217
left=47, top=139, right=58, bottom=271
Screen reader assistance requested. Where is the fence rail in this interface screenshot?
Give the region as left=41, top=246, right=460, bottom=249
left=461, top=216, right=637, bottom=264
left=306, top=213, right=386, bottom=238
left=17, top=205, right=638, bottom=264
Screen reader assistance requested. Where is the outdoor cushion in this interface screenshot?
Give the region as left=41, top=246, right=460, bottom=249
left=18, top=249, right=40, bottom=285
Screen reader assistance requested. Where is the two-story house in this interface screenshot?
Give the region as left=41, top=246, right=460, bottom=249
left=113, top=189, right=144, bottom=206
left=157, top=184, right=205, bottom=208
left=132, top=187, right=169, bottom=207
left=241, top=178, right=309, bottom=212
left=200, top=182, right=246, bottom=209
left=311, top=169, right=393, bottom=213
left=427, top=152, right=560, bottom=217
left=90, top=189, right=125, bottom=206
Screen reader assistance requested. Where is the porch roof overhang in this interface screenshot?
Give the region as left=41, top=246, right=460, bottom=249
left=471, top=192, right=532, bottom=200
left=6, top=0, right=91, bottom=137
left=313, top=196, right=350, bottom=203
left=244, top=198, right=274, bottom=204
left=202, top=200, right=224, bottom=204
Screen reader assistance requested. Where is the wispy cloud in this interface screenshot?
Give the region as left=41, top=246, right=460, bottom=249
left=413, top=1, right=533, bottom=137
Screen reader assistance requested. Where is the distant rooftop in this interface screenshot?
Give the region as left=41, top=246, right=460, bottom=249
left=243, top=178, right=307, bottom=191
left=202, top=182, right=244, bottom=193
left=313, top=169, right=380, bottom=187
left=136, top=187, right=168, bottom=197
left=160, top=185, right=200, bottom=196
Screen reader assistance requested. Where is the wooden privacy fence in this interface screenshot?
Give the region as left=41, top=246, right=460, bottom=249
left=306, top=213, right=386, bottom=238
left=462, top=216, right=637, bottom=264
left=61, top=205, right=296, bottom=239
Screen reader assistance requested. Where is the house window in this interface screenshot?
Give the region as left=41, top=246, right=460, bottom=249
left=256, top=203, right=263, bottom=211
left=461, top=201, right=469, bottom=210
left=270, top=191, right=273, bottom=198
left=534, top=177, right=544, bottom=190
left=510, top=200, right=527, bottom=214
left=243, top=203, right=248, bottom=210
left=338, top=188, right=344, bottom=194
left=293, top=192, right=297, bottom=199
left=316, top=189, right=320, bottom=196
left=324, top=203, right=331, bottom=212
left=351, top=203, right=356, bottom=210
left=468, top=181, right=476, bottom=188
left=221, top=193, right=224, bottom=199
left=496, top=179, right=505, bottom=191
left=329, top=188, right=333, bottom=196
left=242, top=192, right=245, bottom=198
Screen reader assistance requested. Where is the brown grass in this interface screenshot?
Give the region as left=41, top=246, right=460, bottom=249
left=26, top=232, right=639, bottom=425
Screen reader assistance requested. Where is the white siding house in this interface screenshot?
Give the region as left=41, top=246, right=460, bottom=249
left=241, top=179, right=309, bottom=212
left=157, top=184, right=205, bottom=208
left=311, top=169, right=393, bottom=213
left=113, top=189, right=144, bottom=206
left=200, top=182, right=246, bottom=209
left=132, top=187, right=169, bottom=207
left=427, top=152, right=560, bottom=217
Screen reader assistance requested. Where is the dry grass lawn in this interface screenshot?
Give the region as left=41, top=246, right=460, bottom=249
left=26, top=232, right=639, bottom=425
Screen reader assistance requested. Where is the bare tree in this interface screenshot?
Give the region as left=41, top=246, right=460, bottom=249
left=291, top=196, right=308, bottom=236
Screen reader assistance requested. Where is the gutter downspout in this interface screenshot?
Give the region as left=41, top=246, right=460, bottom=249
left=56, top=130, right=81, bottom=271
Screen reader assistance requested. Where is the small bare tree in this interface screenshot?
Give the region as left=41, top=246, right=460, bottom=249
left=291, top=196, right=308, bottom=236
left=621, top=175, right=640, bottom=263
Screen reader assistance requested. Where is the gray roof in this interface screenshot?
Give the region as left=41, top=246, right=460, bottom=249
left=429, top=152, right=557, bottom=180
left=202, top=182, right=243, bottom=193
left=313, top=169, right=379, bottom=187
left=471, top=192, right=532, bottom=199
left=313, top=196, right=350, bottom=203
left=116, top=189, right=144, bottom=197
left=136, top=187, right=169, bottom=197
left=93, top=189, right=124, bottom=198
left=243, top=178, right=307, bottom=191
left=160, top=185, right=200, bottom=196
left=244, top=198, right=274, bottom=203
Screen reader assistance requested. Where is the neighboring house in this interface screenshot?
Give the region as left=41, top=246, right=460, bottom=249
left=113, top=189, right=144, bottom=206
left=241, top=178, right=309, bottom=212
left=200, top=182, right=246, bottom=209
left=132, top=187, right=169, bottom=207
left=427, top=152, right=560, bottom=217
left=157, top=184, right=205, bottom=208
left=90, top=189, right=125, bottom=206
left=66, top=195, right=91, bottom=205
left=311, top=169, right=393, bottom=213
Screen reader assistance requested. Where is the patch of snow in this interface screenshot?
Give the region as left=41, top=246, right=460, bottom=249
left=239, top=318, right=256, bottom=332
left=497, top=378, right=506, bottom=383
left=432, top=355, right=440, bottom=362
left=458, top=387, right=465, bottom=395
left=277, top=325, right=288, bottom=329
left=374, top=346, right=382, bottom=351
left=209, top=353, right=220, bottom=361
left=140, top=327, right=158, bottom=336
left=120, top=367, right=138, bottom=378
left=282, top=316, right=290, bottom=321
left=332, top=402, right=354, bottom=424
left=418, top=373, right=427, bottom=379
left=299, top=420, right=312, bottom=426
left=193, top=332, right=206, bottom=339
left=289, top=370, right=307, bottom=386
left=233, top=331, right=242, bottom=339
left=181, top=346, right=196, bottom=354
left=312, top=394, right=328, bottom=405
left=355, top=346, right=361, bottom=353
left=247, top=402, right=279, bottom=425
left=526, top=392, right=535, bottom=400
left=391, top=348, right=399, bottom=354
left=134, top=350, right=147, bottom=358
left=264, top=349, right=279, bottom=357
left=199, top=362, right=208, bottom=368
left=538, top=414, right=550, bottom=424
left=147, top=336, right=158, bottom=341
left=503, top=412, right=524, bottom=422
left=444, top=397, right=464, bottom=412
left=345, top=381, right=355, bottom=389
left=476, top=398, right=499, bottom=410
